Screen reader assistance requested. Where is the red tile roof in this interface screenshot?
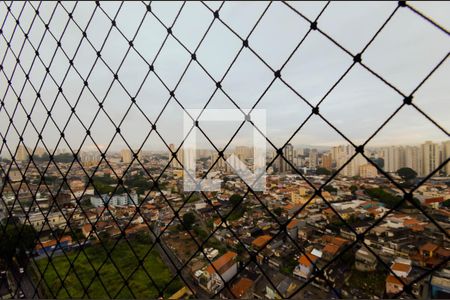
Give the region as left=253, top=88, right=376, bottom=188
left=230, top=278, right=254, bottom=298
left=206, top=251, right=237, bottom=275
left=391, top=262, right=411, bottom=273
left=251, top=235, right=272, bottom=249
left=322, top=243, right=340, bottom=256
left=287, top=219, right=299, bottom=229
left=424, top=197, right=444, bottom=204
left=298, top=253, right=319, bottom=267
left=420, top=242, right=439, bottom=252
left=35, top=235, right=72, bottom=250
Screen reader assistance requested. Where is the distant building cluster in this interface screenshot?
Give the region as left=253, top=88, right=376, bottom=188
left=90, top=193, right=138, bottom=208
left=379, top=141, right=450, bottom=176
left=9, top=140, right=449, bottom=179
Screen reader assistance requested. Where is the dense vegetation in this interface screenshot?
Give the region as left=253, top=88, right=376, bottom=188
left=32, top=153, right=78, bottom=163
left=0, top=222, right=36, bottom=262
left=90, top=174, right=160, bottom=195
left=364, top=188, right=419, bottom=208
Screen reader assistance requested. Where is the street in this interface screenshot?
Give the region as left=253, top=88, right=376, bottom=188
left=153, top=226, right=210, bottom=298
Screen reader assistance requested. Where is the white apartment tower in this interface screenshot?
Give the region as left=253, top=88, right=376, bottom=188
left=309, top=148, right=318, bottom=169
left=442, top=141, right=450, bottom=176
left=420, top=141, right=440, bottom=176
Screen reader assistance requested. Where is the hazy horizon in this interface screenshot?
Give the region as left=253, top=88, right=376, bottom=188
left=1, top=1, right=449, bottom=157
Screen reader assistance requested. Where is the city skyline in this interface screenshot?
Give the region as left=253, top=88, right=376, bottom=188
left=0, top=2, right=449, bottom=153
left=7, top=139, right=450, bottom=178
left=3, top=138, right=450, bottom=155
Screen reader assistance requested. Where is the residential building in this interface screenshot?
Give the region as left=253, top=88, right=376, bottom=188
left=169, top=143, right=182, bottom=169
left=293, top=252, right=319, bottom=279
left=359, top=163, right=377, bottom=178
left=16, top=144, right=29, bottom=161
left=421, top=141, right=440, bottom=176
left=200, top=251, right=238, bottom=294
left=441, top=141, right=450, bottom=175
left=309, top=148, right=318, bottom=169
left=355, top=247, right=377, bottom=271
left=381, top=146, right=401, bottom=173
left=321, top=152, right=332, bottom=170
left=386, top=275, right=405, bottom=295
left=279, top=144, right=294, bottom=173
left=121, top=149, right=133, bottom=164
left=90, top=193, right=138, bottom=207
left=230, top=277, right=254, bottom=299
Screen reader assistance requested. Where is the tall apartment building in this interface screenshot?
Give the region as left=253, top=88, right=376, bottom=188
left=381, top=146, right=402, bottom=173
left=278, top=143, right=294, bottom=173
left=34, top=147, right=47, bottom=157
left=183, top=148, right=196, bottom=173
left=235, top=146, right=253, bottom=160
left=442, top=141, right=450, bottom=176
left=121, top=149, right=133, bottom=164
left=321, top=152, right=333, bottom=170
left=332, top=145, right=353, bottom=171
left=309, top=149, right=318, bottom=169
left=16, top=144, right=29, bottom=161
left=421, top=141, right=440, bottom=177
left=341, top=154, right=367, bottom=177
left=404, top=146, right=421, bottom=173
left=80, top=151, right=101, bottom=165
left=169, top=144, right=183, bottom=169
left=378, top=141, right=448, bottom=177
left=359, top=163, right=378, bottom=178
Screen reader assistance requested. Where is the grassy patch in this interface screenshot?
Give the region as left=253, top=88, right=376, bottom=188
left=346, top=268, right=386, bottom=297
left=34, top=239, right=183, bottom=299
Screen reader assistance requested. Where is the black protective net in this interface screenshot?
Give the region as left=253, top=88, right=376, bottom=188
left=0, top=1, right=449, bottom=299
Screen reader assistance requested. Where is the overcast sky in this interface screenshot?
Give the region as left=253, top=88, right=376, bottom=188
left=0, top=1, right=449, bottom=156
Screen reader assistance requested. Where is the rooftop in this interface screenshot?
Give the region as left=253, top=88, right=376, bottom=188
left=206, top=251, right=238, bottom=275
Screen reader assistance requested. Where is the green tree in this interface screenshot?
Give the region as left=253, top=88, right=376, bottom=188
left=229, top=194, right=243, bottom=206
left=350, top=185, right=358, bottom=194
left=0, top=223, right=36, bottom=262
left=273, top=207, right=283, bottom=217
left=442, top=199, right=450, bottom=208
left=182, top=212, right=196, bottom=230
left=365, top=188, right=403, bottom=209
left=372, top=157, right=384, bottom=169
left=316, top=167, right=331, bottom=176
left=323, top=185, right=337, bottom=193
left=397, top=167, right=417, bottom=181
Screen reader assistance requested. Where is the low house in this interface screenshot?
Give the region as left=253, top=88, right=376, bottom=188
left=230, top=277, right=254, bottom=299
left=251, top=235, right=272, bottom=250
left=423, top=197, right=444, bottom=209
left=34, top=235, right=72, bottom=256
left=386, top=275, right=405, bottom=295
left=419, top=242, right=439, bottom=258
left=391, top=262, right=412, bottom=278
left=412, top=242, right=449, bottom=268
left=293, top=252, right=319, bottom=279
left=286, top=219, right=301, bottom=238
left=199, top=251, right=238, bottom=294
left=276, top=277, right=298, bottom=298
left=386, top=260, right=411, bottom=295
left=355, top=247, right=377, bottom=271
left=322, top=243, right=340, bottom=261
left=265, top=273, right=297, bottom=299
